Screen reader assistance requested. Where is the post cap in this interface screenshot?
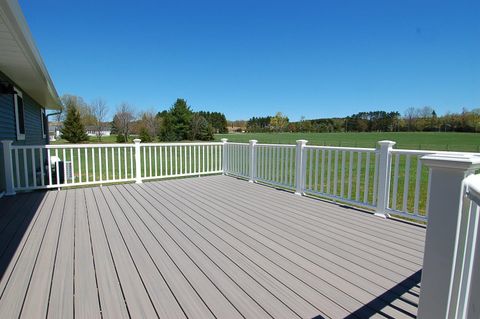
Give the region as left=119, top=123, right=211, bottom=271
left=221, top=138, right=228, bottom=142
left=377, top=140, right=396, bottom=146
left=133, top=138, right=141, bottom=143
left=421, top=153, right=480, bottom=171
left=249, top=140, right=258, bottom=144
left=464, top=174, right=480, bottom=204
left=1, top=140, right=13, bottom=145
left=296, top=139, right=308, bottom=145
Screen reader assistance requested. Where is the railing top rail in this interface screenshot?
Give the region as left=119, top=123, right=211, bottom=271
left=464, top=174, right=480, bottom=204
left=304, top=145, right=375, bottom=152
left=225, top=142, right=249, bottom=145
left=392, top=149, right=480, bottom=156
left=140, top=142, right=223, bottom=147
left=10, top=141, right=223, bottom=150
left=11, top=143, right=136, bottom=149
left=256, top=143, right=295, bottom=148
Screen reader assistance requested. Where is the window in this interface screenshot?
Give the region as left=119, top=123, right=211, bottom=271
left=41, top=108, right=48, bottom=138
left=14, top=88, right=25, bottom=140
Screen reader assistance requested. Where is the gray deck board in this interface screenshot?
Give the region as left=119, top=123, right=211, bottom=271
left=126, top=183, right=272, bottom=318
left=0, top=191, right=56, bottom=318
left=161, top=179, right=421, bottom=308
left=150, top=180, right=415, bottom=318
left=84, top=188, right=129, bottom=319
left=136, top=182, right=318, bottom=319
left=0, top=175, right=425, bottom=318
left=21, top=190, right=66, bottom=318
left=90, top=188, right=158, bottom=318
left=48, top=190, right=75, bottom=319
left=73, top=189, right=101, bottom=319
left=110, top=185, right=231, bottom=319
left=185, top=177, right=423, bottom=284
left=100, top=186, right=187, bottom=319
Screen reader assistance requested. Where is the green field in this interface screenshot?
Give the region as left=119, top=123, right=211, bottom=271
left=215, top=132, right=480, bottom=152
left=52, top=132, right=480, bottom=153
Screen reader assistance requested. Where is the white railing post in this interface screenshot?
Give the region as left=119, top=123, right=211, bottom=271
left=375, top=140, right=396, bottom=218
left=248, top=140, right=257, bottom=183
left=133, top=139, right=142, bottom=184
left=221, top=138, right=228, bottom=175
left=295, top=140, right=308, bottom=195
left=1, top=140, right=15, bottom=195
left=418, top=153, right=480, bottom=319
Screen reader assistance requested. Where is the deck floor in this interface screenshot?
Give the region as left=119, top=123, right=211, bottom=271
left=0, top=175, right=425, bottom=319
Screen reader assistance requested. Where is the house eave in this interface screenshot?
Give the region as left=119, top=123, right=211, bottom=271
left=0, top=0, right=61, bottom=110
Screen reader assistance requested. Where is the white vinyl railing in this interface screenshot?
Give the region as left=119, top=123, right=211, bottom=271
left=255, top=143, right=296, bottom=189
left=303, top=145, right=378, bottom=210
left=3, top=138, right=478, bottom=224
left=448, top=174, right=480, bottom=318
left=418, top=155, right=480, bottom=319
left=223, top=139, right=480, bottom=223
left=224, top=142, right=250, bottom=179
left=2, top=140, right=222, bottom=192
left=139, top=142, right=223, bottom=180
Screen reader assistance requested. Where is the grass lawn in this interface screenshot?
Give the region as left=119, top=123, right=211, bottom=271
left=215, top=132, right=480, bottom=152
left=51, top=135, right=124, bottom=145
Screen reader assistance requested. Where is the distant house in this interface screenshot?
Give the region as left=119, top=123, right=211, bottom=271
left=85, top=125, right=112, bottom=137
left=0, top=0, right=61, bottom=193
left=47, top=123, right=112, bottom=140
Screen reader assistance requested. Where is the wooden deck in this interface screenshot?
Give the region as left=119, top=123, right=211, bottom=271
left=0, top=175, right=425, bottom=319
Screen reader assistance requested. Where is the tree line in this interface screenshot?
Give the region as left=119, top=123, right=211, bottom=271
left=57, top=95, right=228, bottom=143
left=245, top=107, right=480, bottom=133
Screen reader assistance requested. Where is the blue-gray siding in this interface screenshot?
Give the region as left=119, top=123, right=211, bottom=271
left=0, top=71, right=49, bottom=192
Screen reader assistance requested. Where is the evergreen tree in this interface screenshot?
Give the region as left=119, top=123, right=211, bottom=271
left=190, top=114, right=214, bottom=140
left=61, top=105, right=88, bottom=143
left=139, top=127, right=153, bottom=142
left=159, top=112, right=177, bottom=141
left=170, top=98, right=193, bottom=140
left=110, top=114, right=119, bottom=134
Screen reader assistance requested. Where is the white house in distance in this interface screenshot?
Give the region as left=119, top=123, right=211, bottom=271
left=85, top=125, right=111, bottom=137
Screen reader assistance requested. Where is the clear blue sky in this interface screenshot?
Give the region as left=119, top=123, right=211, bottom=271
left=20, top=0, right=479, bottom=121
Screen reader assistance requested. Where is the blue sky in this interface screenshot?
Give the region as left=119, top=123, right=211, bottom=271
left=20, top=0, right=479, bottom=121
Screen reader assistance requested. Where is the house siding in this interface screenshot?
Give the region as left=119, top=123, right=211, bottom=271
left=0, top=71, right=49, bottom=192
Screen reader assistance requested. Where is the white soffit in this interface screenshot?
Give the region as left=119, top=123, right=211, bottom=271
left=0, top=0, right=61, bottom=110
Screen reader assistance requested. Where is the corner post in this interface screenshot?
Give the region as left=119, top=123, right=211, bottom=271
left=375, top=140, right=396, bottom=218
left=295, top=140, right=308, bottom=195
left=133, top=139, right=142, bottom=184
left=1, top=140, right=15, bottom=196
left=248, top=140, right=258, bottom=183
left=221, top=138, right=228, bottom=175
left=417, top=153, right=480, bottom=319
